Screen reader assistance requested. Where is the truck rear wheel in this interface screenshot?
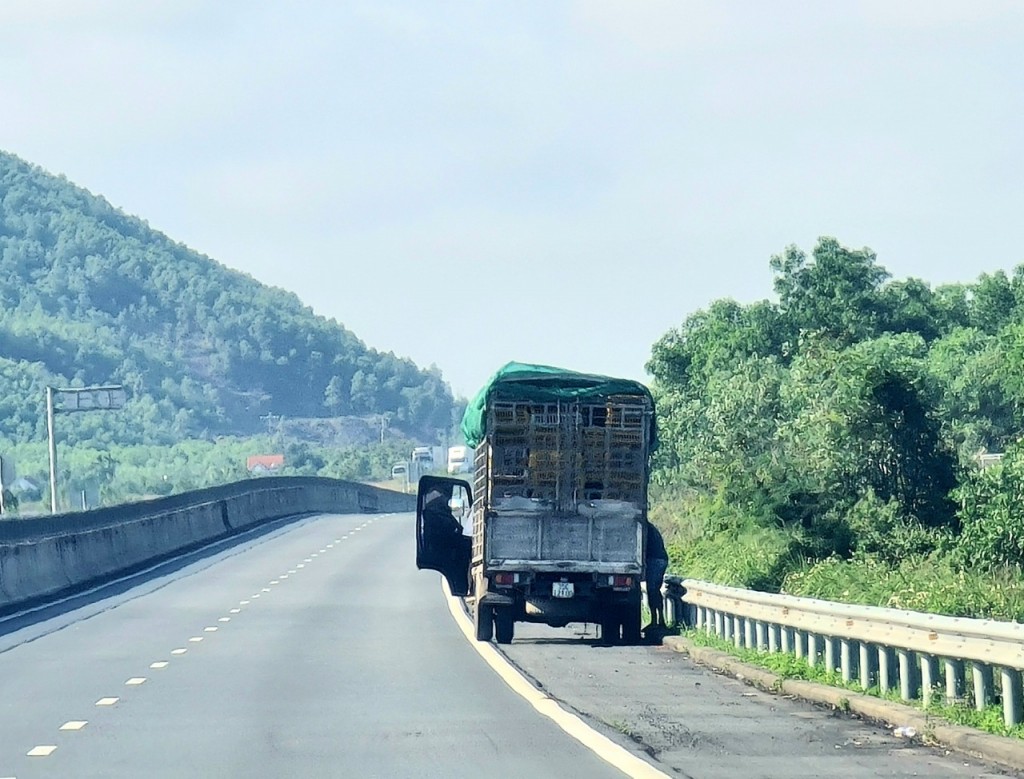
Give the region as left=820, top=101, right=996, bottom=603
left=494, top=607, right=515, bottom=645
left=474, top=603, right=494, bottom=642
left=620, top=601, right=642, bottom=645
left=600, top=613, right=620, bottom=645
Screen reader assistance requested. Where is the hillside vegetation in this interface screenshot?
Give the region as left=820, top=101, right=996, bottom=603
left=649, top=237, right=1024, bottom=620
left=0, top=151, right=455, bottom=449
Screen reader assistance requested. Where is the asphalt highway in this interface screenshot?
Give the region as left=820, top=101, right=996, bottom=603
left=0, top=512, right=1009, bottom=778
left=0, top=512, right=625, bottom=778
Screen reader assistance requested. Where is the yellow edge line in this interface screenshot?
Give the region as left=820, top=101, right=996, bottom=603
left=441, top=579, right=670, bottom=779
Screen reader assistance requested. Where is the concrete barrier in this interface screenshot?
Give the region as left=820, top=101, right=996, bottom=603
left=0, top=477, right=415, bottom=613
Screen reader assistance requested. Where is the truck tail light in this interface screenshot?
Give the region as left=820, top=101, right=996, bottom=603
left=493, top=573, right=519, bottom=587
left=611, top=575, right=633, bottom=590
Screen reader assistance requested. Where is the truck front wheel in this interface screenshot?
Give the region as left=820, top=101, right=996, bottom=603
left=494, top=607, right=515, bottom=644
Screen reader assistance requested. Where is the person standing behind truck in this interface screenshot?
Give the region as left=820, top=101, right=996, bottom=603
left=645, top=524, right=669, bottom=632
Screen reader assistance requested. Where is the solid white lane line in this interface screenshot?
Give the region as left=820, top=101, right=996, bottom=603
left=95, top=698, right=118, bottom=707
left=27, top=746, right=56, bottom=757
left=59, top=721, right=87, bottom=731
left=151, top=662, right=169, bottom=669
left=441, top=580, right=670, bottom=779
left=125, top=678, right=146, bottom=686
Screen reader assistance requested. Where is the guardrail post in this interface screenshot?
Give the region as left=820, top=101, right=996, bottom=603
left=806, top=633, right=820, bottom=668
left=664, top=595, right=677, bottom=627
left=840, top=639, right=855, bottom=683
left=1002, top=668, right=1023, bottom=727
left=722, top=612, right=733, bottom=642
left=921, top=654, right=940, bottom=708
left=825, top=636, right=838, bottom=674
left=793, top=629, right=805, bottom=660
left=744, top=617, right=754, bottom=649
left=781, top=626, right=793, bottom=654
left=859, top=642, right=876, bottom=690
left=755, top=621, right=768, bottom=652
left=944, top=659, right=964, bottom=706
left=714, top=610, right=725, bottom=638
left=878, top=647, right=896, bottom=695
left=732, top=616, right=742, bottom=648
left=972, top=662, right=993, bottom=711
left=898, top=649, right=920, bottom=701
left=768, top=624, right=780, bottom=653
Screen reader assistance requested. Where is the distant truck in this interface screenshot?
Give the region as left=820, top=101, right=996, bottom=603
left=411, top=446, right=445, bottom=471
left=446, top=445, right=472, bottom=475
left=416, top=362, right=656, bottom=645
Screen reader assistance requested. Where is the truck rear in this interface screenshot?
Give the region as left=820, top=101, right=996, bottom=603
left=415, top=362, right=655, bottom=645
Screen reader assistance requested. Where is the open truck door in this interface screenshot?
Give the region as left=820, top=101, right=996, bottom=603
left=416, top=475, right=473, bottom=596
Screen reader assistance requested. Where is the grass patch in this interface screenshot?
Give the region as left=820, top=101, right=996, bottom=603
left=685, top=629, right=1024, bottom=742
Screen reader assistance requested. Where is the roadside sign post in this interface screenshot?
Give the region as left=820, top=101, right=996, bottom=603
left=46, top=385, right=127, bottom=514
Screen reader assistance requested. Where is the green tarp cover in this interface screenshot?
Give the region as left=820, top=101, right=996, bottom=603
left=461, top=361, right=657, bottom=449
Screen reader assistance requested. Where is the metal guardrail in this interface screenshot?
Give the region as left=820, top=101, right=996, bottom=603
left=660, top=577, right=1024, bottom=728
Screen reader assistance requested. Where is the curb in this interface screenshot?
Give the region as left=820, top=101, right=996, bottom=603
left=663, top=635, right=1024, bottom=774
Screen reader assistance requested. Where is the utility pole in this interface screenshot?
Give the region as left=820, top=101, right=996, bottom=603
left=46, top=386, right=58, bottom=514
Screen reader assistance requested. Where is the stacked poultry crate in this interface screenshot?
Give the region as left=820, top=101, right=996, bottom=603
left=477, top=398, right=649, bottom=514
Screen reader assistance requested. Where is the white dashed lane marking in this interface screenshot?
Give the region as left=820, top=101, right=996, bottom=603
left=9, top=520, right=376, bottom=769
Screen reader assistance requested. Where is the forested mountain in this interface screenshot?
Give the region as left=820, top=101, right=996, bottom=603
left=649, top=237, right=1024, bottom=612
left=0, top=151, right=455, bottom=446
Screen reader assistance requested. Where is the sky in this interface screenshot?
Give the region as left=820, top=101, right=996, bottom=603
left=2, top=1, right=1023, bottom=397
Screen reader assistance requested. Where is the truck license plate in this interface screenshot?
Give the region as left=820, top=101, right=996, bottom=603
left=552, top=582, right=574, bottom=599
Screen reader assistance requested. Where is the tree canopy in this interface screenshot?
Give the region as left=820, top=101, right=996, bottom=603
left=650, top=236, right=1024, bottom=575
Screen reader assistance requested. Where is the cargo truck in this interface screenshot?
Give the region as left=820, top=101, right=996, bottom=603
left=415, top=362, right=656, bottom=645
left=446, top=445, right=472, bottom=474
